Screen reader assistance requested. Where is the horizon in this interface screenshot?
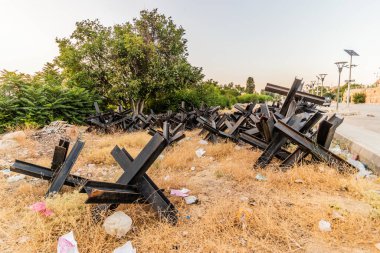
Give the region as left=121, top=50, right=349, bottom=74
left=0, top=0, right=379, bottom=90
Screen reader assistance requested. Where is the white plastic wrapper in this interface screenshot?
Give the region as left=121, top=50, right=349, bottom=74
left=57, top=231, right=79, bottom=253
left=113, top=241, right=136, bottom=253
left=195, top=148, right=206, bottom=158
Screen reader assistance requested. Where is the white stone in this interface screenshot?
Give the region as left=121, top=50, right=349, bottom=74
left=103, top=211, right=133, bottom=238
left=190, top=166, right=196, bottom=171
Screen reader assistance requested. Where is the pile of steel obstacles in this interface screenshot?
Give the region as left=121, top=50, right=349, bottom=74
left=197, top=78, right=354, bottom=172
left=86, top=102, right=157, bottom=132
left=11, top=122, right=184, bottom=224
left=9, top=78, right=355, bottom=225
left=87, top=101, right=220, bottom=133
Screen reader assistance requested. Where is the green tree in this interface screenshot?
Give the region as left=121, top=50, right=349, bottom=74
left=56, top=9, right=203, bottom=115
left=246, top=76, right=255, bottom=93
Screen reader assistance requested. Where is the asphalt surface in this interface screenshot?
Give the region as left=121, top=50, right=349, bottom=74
left=326, top=103, right=380, bottom=172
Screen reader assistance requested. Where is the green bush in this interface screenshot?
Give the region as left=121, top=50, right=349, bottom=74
left=237, top=93, right=273, bottom=104
left=147, top=82, right=239, bottom=112
left=0, top=83, right=97, bottom=133
left=352, top=92, right=366, bottom=104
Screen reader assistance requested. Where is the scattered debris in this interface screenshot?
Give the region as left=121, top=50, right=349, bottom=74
left=294, top=179, right=304, bottom=184
left=29, top=201, right=54, bottom=217
left=318, top=219, right=332, bottom=232
left=1, top=169, right=11, bottom=176
left=236, top=206, right=254, bottom=229
left=190, top=166, right=196, bottom=171
left=2, top=131, right=26, bottom=140
left=0, top=139, right=19, bottom=150
left=184, top=196, right=198, bottom=205
left=7, top=174, right=25, bottom=183
left=347, top=158, right=372, bottom=177
left=103, top=211, right=133, bottom=238
left=163, top=175, right=170, bottom=181
left=113, top=241, right=136, bottom=253
left=57, top=231, right=79, bottom=253
left=195, top=148, right=206, bottom=158
left=255, top=173, right=267, bottom=181
left=199, top=140, right=208, bottom=145
left=331, top=210, right=344, bottom=220
left=17, top=236, right=30, bottom=244
left=171, top=188, right=190, bottom=197
left=239, top=196, right=249, bottom=203
left=33, top=121, right=75, bottom=141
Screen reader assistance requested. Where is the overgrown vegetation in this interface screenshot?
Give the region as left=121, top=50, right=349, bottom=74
left=0, top=9, right=273, bottom=133
left=352, top=92, right=366, bottom=104
left=0, top=69, right=97, bottom=132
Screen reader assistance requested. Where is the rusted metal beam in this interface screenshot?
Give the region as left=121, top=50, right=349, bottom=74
left=265, top=83, right=325, bottom=105
left=274, top=120, right=354, bottom=172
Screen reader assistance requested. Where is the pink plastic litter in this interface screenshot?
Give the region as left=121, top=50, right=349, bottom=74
left=29, top=201, right=54, bottom=217
left=170, top=188, right=190, bottom=197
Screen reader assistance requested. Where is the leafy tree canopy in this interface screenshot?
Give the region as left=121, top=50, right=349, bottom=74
left=55, top=9, right=203, bottom=114
left=246, top=76, right=255, bottom=93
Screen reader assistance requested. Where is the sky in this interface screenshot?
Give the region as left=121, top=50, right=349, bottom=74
left=0, top=0, right=379, bottom=90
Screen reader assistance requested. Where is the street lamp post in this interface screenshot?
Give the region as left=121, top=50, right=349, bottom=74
left=316, top=76, right=321, bottom=96
left=334, top=61, right=348, bottom=111
left=344, top=49, right=359, bottom=108
left=310, top=80, right=316, bottom=94
left=319, top=74, right=328, bottom=97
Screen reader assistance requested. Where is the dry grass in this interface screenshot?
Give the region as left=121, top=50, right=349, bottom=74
left=0, top=128, right=379, bottom=252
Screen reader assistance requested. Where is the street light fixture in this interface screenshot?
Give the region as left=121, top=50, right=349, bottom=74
left=318, top=74, right=328, bottom=97
left=334, top=61, right=348, bottom=111
left=310, top=80, right=316, bottom=94
left=344, top=49, right=359, bottom=107
left=316, top=76, right=321, bottom=96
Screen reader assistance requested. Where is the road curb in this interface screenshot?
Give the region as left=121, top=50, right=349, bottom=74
left=334, top=131, right=380, bottom=175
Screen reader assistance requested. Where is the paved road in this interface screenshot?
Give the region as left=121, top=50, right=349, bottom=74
left=325, top=103, right=380, bottom=172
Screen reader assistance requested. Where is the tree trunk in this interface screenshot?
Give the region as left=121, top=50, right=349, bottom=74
left=130, top=98, right=145, bottom=116
left=130, top=98, right=138, bottom=116
left=138, top=100, right=145, bottom=114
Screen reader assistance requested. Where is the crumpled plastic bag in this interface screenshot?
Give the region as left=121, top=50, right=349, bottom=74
left=195, top=148, right=206, bottom=158
left=113, top=241, right=136, bottom=253
left=170, top=188, right=190, bottom=197
left=318, top=219, right=332, bottom=232
left=57, top=231, right=79, bottom=253
left=30, top=201, right=54, bottom=217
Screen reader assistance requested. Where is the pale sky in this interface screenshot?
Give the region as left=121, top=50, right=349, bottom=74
left=0, top=0, right=379, bottom=90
